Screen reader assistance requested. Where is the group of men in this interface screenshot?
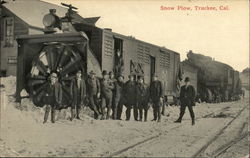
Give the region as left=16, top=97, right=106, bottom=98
left=43, top=70, right=196, bottom=125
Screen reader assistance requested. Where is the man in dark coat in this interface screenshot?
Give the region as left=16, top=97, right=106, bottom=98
left=43, top=73, right=62, bottom=123
left=136, top=76, right=150, bottom=122
left=70, top=70, right=86, bottom=120
left=100, top=70, right=114, bottom=120
left=124, top=74, right=137, bottom=121
left=175, top=77, right=196, bottom=125
left=149, top=75, right=163, bottom=122
left=86, top=70, right=101, bottom=119
left=113, top=74, right=125, bottom=120
left=109, top=71, right=117, bottom=119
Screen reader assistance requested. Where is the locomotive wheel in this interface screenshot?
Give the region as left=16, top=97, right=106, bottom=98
left=28, top=43, right=84, bottom=108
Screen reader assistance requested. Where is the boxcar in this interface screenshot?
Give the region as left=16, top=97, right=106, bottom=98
left=74, top=24, right=181, bottom=100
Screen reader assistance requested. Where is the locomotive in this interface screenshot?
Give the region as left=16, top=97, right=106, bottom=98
left=15, top=3, right=181, bottom=107
left=182, top=50, right=242, bottom=103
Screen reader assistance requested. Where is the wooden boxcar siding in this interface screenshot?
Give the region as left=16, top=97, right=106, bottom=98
left=102, top=30, right=115, bottom=72
left=101, top=30, right=179, bottom=96
left=0, top=8, right=28, bottom=76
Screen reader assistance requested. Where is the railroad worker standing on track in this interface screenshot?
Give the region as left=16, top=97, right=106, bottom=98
left=86, top=70, right=101, bottom=119
left=113, top=74, right=125, bottom=120
left=124, top=74, right=137, bottom=121
left=43, top=73, right=62, bottom=124
left=136, top=75, right=150, bottom=122
left=70, top=70, right=86, bottom=121
left=100, top=70, right=114, bottom=120
left=175, top=77, right=196, bottom=125
left=149, top=74, right=163, bottom=122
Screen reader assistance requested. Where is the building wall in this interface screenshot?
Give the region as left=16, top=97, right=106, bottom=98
left=0, top=8, right=28, bottom=76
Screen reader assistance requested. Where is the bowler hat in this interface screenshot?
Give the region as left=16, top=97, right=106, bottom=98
left=138, top=75, right=144, bottom=79
left=109, top=71, right=114, bottom=75
left=102, top=70, right=108, bottom=76
left=50, top=73, right=57, bottom=78
left=128, top=74, right=134, bottom=78
left=89, top=70, right=95, bottom=75
left=117, top=74, right=124, bottom=79
left=184, top=77, right=190, bottom=82
left=77, top=70, right=82, bottom=73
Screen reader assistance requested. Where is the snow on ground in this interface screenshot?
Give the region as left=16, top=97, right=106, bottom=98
left=0, top=76, right=249, bottom=157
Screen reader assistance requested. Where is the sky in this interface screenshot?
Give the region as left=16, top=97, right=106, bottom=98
left=44, top=0, right=249, bottom=72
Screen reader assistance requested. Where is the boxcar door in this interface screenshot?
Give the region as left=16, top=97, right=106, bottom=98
left=150, top=56, right=156, bottom=83
left=113, top=37, right=124, bottom=77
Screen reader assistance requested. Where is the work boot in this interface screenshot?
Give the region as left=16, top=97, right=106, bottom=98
left=51, top=109, right=55, bottom=123
left=192, top=120, right=195, bottom=126
left=43, top=112, right=49, bottom=124
left=100, top=115, right=105, bottom=120
left=70, top=109, right=75, bottom=121
left=174, top=119, right=181, bottom=123
left=151, top=119, right=156, bottom=121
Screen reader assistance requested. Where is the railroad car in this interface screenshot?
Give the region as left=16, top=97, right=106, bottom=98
left=15, top=4, right=181, bottom=107
left=183, top=51, right=241, bottom=103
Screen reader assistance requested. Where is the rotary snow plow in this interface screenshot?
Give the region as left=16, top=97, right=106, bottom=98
left=16, top=33, right=91, bottom=109
left=15, top=3, right=102, bottom=109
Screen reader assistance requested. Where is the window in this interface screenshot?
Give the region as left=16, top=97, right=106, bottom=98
left=4, top=17, right=14, bottom=47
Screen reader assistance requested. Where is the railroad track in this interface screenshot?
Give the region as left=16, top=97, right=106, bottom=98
left=211, top=131, right=248, bottom=158
left=102, top=105, right=245, bottom=157
left=191, top=105, right=248, bottom=158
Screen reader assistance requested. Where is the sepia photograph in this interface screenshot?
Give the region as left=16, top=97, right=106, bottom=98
left=0, top=0, right=249, bottom=157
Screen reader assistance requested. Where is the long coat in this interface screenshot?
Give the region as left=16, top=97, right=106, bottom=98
left=100, top=78, right=114, bottom=98
left=124, top=80, right=137, bottom=105
left=114, top=80, right=124, bottom=100
left=136, top=82, right=149, bottom=104
left=70, top=78, right=86, bottom=106
left=180, top=85, right=196, bottom=106
left=43, top=82, right=62, bottom=107
left=149, top=80, right=163, bottom=102
left=86, top=76, right=100, bottom=96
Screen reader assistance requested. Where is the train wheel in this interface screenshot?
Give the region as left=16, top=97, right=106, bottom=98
left=27, top=43, right=84, bottom=108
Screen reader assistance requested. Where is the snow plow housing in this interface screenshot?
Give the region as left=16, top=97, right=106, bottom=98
left=16, top=32, right=101, bottom=108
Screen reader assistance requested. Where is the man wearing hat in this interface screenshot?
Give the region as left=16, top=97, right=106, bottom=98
left=113, top=74, right=125, bottom=120
left=100, top=70, right=114, bottom=119
left=175, top=77, right=196, bottom=125
left=149, top=74, right=163, bottom=122
left=86, top=70, right=101, bottom=119
left=124, top=74, right=137, bottom=121
left=136, top=75, right=150, bottom=121
left=70, top=70, right=86, bottom=120
left=43, top=73, right=62, bottom=123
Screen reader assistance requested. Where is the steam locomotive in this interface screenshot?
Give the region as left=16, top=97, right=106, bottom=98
left=182, top=51, right=242, bottom=103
